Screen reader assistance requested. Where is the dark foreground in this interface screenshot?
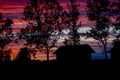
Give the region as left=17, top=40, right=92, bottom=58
left=0, top=59, right=118, bottom=78
left=0, top=59, right=114, bottom=65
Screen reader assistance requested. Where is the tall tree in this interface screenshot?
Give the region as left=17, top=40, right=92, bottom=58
left=111, top=0, right=120, bottom=40
left=20, top=0, right=63, bottom=61
left=0, top=13, right=13, bottom=61
left=86, top=0, right=111, bottom=59
left=64, top=0, right=81, bottom=45
left=37, top=0, right=63, bottom=61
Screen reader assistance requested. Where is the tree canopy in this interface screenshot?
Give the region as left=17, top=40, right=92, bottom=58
left=87, top=0, right=111, bottom=59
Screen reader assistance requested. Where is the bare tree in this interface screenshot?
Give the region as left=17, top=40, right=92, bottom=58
left=86, top=0, right=111, bottom=59
left=0, top=13, right=13, bottom=61
left=63, top=0, right=81, bottom=45
left=20, top=0, right=63, bottom=61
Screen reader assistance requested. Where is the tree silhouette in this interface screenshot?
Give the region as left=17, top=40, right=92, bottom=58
left=86, top=0, right=111, bottom=59
left=2, top=49, right=12, bottom=61
left=20, top=0, right=63, bottom=61
left=63, top=0, right=81, bottom=45
left=16, top=47, right=31, bottom=62
left=0, top=13, right=13, bottom=61
left=37, top=0, right=63, bottom=61
left=0, top=13, right=2, bottom=22
left=111, top=0, right=120, bottom=40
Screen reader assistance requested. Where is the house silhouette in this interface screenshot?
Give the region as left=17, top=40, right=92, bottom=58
left=111, top=40, right=120, bottom=63
left=54, top=44, right=95, bottom=64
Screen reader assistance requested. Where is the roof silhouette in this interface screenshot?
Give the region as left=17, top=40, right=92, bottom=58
left=54, top=44, right=95, bottom=64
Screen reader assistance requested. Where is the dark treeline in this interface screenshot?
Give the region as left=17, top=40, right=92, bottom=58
left=0, top=11, right=13, bottom=62
left=0, top=0, right=120, bottom=64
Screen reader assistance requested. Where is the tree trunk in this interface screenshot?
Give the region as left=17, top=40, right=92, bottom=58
left=46, top=48, right=49, bottom=61
left=103, top=45, right=107, bottom=60
left=116, top=36, right=119, bottom=40
left=101, top=39, right=107, bottom=60
left=103, top=39, right=107, bottom=60
left=46, top=52, right=49, bottom=61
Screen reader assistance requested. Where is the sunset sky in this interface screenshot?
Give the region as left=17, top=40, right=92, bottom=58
left=0, top=0, right=96, bottom=40
left=0, top=0, right=89, bottom=28
left=0, top=0, right=117, bottom=32
left=0, top=0, right=117, bottom=60
left=0, top=0, right=117, bottom=22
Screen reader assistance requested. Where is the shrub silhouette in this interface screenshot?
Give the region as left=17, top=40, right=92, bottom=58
left=16, top=47, right=31, bottom=62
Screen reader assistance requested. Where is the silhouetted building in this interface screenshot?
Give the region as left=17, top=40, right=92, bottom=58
left=54, top=44, right=95, bottom=64
left=111, top=40, right=120, bottom=63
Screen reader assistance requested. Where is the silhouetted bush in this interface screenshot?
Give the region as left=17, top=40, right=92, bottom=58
left=16, top=47, right=31, bottom=62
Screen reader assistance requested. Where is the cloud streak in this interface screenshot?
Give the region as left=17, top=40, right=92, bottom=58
left=0, top=0, right=94, bottom=30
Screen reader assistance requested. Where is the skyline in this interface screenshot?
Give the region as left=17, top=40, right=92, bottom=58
left=0, top=0, right=119, bottom=61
